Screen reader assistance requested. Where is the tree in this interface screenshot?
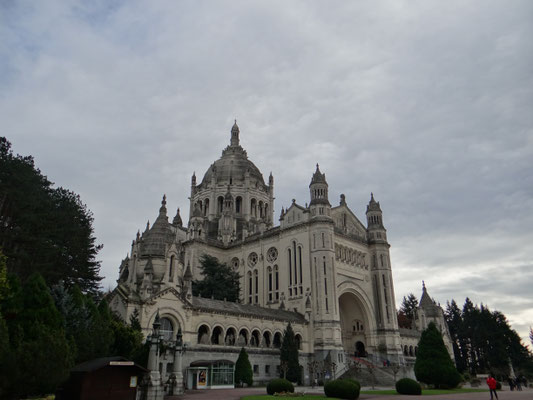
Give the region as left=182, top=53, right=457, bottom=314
left=0, top=137, right=103, bottom=294
left=192, top=254, right=240, bottom=302
left=530, top=327, right=533, bottom=348
left=1, top=273, right=74, bottom=397
left=400, top=293, right=418, bottom=326
left=280, top=323, right=301, bottom=383
left=414, top=322, right=461, bottom=388
left=234, top=347, right=253, bottom=387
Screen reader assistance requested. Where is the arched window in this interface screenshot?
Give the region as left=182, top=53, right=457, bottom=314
left=160, top=317, right=174, bottom=341
left=238, top=329, right=248, bottom=346
left=236, top=196, right=242, bottom=214
left=409, top=346, right=413, bottom=356
left=197, top=324, right=210, bottom=344
left=254, top=270, right=259, bottom=304
left=224, top=328, right=236, bottom=346
left=251, top=198, right=257, bottom=218
left=169, top=255, right=175, bottom=282
left=274, top=265, right=279, bottom=300
left=262, top=331, right=271, bottom=348
left=217, top=196, right=224, bottom=214
left=273, top=332, right=282, bottom=348
left=267, top=266, right=273, bottom=302
left=251, top=330, right=260, bottom=347
left=204, top=198, right=209, bottom=216
left=248, top=271, right=253, bottom=304
left=295, top=334, right=302, bottom=350
left=259, top=201, right=264, bottom=218
left=211, top=326, right=223, bottom=345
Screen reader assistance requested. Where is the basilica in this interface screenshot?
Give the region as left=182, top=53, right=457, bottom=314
left=108, top=122, right=452, bottom=390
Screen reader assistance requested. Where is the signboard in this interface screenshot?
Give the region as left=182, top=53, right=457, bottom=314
left=110, top=361, right=135, bottom=366
left=197, top=369, right=207, bottom=388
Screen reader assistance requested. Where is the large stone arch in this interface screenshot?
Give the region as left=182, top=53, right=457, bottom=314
left=147, top=307, right=185, bottom=336
left=337, top=282, right=376, bottom=356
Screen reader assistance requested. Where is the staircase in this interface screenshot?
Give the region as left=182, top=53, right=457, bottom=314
left=338, top=355, right=398, bottom=387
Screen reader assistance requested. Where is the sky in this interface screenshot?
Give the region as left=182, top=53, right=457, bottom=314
left=1, top=0, right=532, bottom=343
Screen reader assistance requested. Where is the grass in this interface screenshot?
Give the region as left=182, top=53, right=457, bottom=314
left=241, top=388, right=488, bottom=399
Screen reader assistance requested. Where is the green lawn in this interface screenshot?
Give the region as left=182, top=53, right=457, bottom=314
left=241, top=388, right=488, bottom=399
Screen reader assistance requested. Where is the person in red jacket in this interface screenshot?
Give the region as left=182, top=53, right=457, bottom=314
left=486, top=375, right=499, bottom=400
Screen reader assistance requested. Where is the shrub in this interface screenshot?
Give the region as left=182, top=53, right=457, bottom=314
left=396, top=378, right=422, bottom=395
left=324, top=379, right=360, bottom=400
left=267, top=378, right=294, bottom=395
left=414, top=322, right=461, bottom=388
left=235, top=347, right=253, bottom=387
left=496, top=381, right=502, bottom=390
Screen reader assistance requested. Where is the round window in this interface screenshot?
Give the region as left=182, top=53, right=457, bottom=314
left=248, top=252, right=258, bottom=267
left=266, top=247, right=278, bottom=262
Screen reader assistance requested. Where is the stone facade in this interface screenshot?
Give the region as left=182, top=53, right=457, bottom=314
left=108, top=122, right=452, bottom=388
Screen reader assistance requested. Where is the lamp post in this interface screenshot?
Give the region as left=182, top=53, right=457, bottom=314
left=167, top=328, right=185, bottom=395
left=307, top=360, right=319, bottom=387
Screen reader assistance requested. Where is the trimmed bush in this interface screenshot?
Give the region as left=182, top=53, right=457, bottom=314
left=324, top=379, right=360, bottom=400
left=396, top=378, right=422, bottom=395
left=267, top=378, right=294, bottom=395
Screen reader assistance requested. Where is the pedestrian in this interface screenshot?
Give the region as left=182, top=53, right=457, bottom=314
left=508, top=376, right=514, bottom=391
left=486, top=375, right=499, bottom=400
left=515, top=376, right=522, bottom=391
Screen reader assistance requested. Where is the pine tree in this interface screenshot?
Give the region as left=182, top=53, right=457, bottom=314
left=192, top=254, right=240, bottom=302
left=234, top=347, right=253, bottom=387
left=400, top=293, right=418, bottom=326
left=280, top=323, right=301, bottom=383
left=414, top=322, right=461, bottom=388
left=0, top=138, right=103, bottom=294
left=4, top=273, right=74, bottom=397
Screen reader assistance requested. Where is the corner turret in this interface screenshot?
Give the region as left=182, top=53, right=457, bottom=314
left=309, top=164, right=331, bottom=218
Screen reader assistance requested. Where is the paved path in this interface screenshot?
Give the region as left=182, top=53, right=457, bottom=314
left=170, top=387, right=532, bottom=400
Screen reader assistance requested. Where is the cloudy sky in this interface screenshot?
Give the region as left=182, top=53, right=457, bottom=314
left=2, top=0, right=532, bottom=342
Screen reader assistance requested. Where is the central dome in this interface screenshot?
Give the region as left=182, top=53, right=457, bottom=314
left=200, top=122, right=266, bottom=187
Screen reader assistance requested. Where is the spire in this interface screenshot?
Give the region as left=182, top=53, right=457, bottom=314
left=419, top=281, right=435, bottom=308
left=172, top=208, right=182, bottom=226
left=366, top=192, right=382, bottom=212
left=144, top=220, right=150, bottom=233
left=184, top=261, right=193, bottom=280
left=310, top=163, right=327, bottom=185
left=159, top=194, right=167, bottom=215
left=230, top=119, right=240, bottom=146
left=191, top=172, right=196, bottom=185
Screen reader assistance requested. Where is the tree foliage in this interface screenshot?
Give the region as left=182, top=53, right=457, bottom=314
left=192, top=254, right=240, bottom=302
left=414, top=322, right=461, bottom=388
left=400, top=293, right=418, bottom=327
left=280, top=323, right=301, bottom=383
left=445, top=298, right=533, bottom=377
left=0, top=138, right=102, bottom=294
left=235, top=347, right=253, bottom=387
left=0, top=273, right=74, bottom=398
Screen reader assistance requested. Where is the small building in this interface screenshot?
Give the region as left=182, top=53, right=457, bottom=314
left=57, top=356, right=147, bottom=400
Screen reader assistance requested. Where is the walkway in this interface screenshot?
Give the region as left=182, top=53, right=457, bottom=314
left=170, top=386, right=532, bottom=400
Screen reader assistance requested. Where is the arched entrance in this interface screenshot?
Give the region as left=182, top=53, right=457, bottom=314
left=339, top=292, right=369, bottom=356
left=355, top=341, right=366, bottom=357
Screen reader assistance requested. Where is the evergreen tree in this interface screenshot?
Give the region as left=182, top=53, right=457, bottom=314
left=1, top=273, right=74, bottom=397
left=234, top=347, right=253, bottom=387
left=192, top=254, right=240, bottom=302
left=280, top=323, right=301, bottom=383
left=110, top=313, right=143, bottom=359
left=130, top=308, right=142, bottom=331
left=444, top=299, right=468, bottom=373
left=414, top=322, right=461, bottom=388
left=0, top=138, right=103, bottom=294
left=400, top=293, right=418, bottom=326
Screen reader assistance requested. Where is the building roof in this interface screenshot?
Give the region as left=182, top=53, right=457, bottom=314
left=200, top=124, right=266, bottom=187
left=71, top=356, right=147, bottom=373
left=192, top=296, right=307, bottom=324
